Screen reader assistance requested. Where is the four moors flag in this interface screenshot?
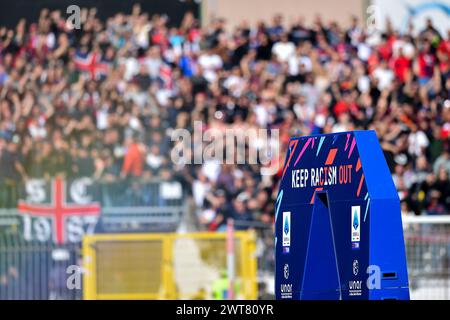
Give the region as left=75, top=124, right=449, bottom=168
left=17, top=177, right=101, bottom=244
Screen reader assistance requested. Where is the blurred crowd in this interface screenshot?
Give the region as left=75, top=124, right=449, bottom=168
left=0, top=4, right=449, bottom=232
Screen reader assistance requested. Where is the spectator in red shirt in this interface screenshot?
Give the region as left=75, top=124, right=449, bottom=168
left=416, top=40, right=437, bottom=85
left=333, top=91, right=358, bottom=118
left=121, top=136, right=144, bottom=178
left=437, top=31, right=450, bottom=75
left=393, top=47, right=411, bottom=83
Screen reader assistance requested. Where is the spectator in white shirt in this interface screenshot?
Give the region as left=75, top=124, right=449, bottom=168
left=198, top=48, right=223, bottom=83
left=288, top=45, right=312, bottom=76
left=272, top=33, right=296, bottom=63
left=373, top=60, right=394, bottom=91
left=408, top=125, right=430, bottom=157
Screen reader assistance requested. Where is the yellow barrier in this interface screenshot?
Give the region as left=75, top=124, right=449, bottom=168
left=83, top=231, right=257, bottom=300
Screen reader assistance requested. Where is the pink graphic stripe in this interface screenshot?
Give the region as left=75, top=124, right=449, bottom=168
left=281, top=140, right=299, bottom=178
left=345, top=133, right=351, bottom=151
left=348, top=137, right=356, bottom=159
left=293, top=138, right=312, bottom=166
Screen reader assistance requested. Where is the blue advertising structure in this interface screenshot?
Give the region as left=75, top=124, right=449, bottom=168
left=275, top=130, right=409, bottom=300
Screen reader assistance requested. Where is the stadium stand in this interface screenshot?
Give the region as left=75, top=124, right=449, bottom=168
left=0, top=3, right=449, bottom=299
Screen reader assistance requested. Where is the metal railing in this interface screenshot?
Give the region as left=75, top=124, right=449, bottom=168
left=403, top=215, right=450, bottom=300
left=0, top=230, right=82, bottom=300
left=0, top=178, right=187, bottom=232
left=0, top=178, right=185, bottom=208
